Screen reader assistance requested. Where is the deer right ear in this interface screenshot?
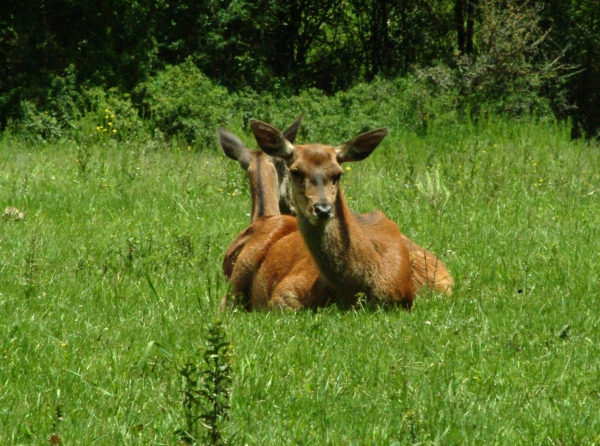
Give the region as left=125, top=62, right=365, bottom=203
left=217, top=127, right=253, bottom=170
left=336, top=127, right=389, bottom=163
left=249, top=119, right=295, bottom=160
left=282, top=112, right=305, bottom=144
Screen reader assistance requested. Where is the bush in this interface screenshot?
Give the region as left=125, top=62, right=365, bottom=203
left=217, top=76, right=462, bottom=143
left=244, top=77, right=461, bottom=142
left=416, top=0, right=569, bottom=118
left=19, top=100, right=65, bottom=141
left=135, top=59, right=232, bottom=148
left=77, top=87, right=148, bottom=143
left=17, top=65, right=83, bottom=141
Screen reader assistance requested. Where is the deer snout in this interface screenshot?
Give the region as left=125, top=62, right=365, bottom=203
left=314, top=202, right=333, bottom=220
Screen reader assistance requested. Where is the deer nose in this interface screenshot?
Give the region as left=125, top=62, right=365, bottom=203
left=314, top=202, right=333, bottom=219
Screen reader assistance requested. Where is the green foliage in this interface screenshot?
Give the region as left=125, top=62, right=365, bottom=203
left=243, top=76, right=461, bottom=141
left=19, top=100, right=66, bottom=141
left=3, top=0, right=595, bottom=137
left=177, top=319, right=234, bottom=445
left=78, top=87, right=148, bottom=143
left=16, top=66, right=83, bottom=141
left=542, top=0, right=600, bottom=136
left=1, top=117, right=600, bottom=443
left=417, top=0, right=568, bottom=118
left=135, top=60, right=230, bottom=147
left=14, top=68, right=148, bottom=144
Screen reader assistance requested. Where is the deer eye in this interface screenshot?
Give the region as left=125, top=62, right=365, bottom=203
left=332, top=173, right=342, bottom=185
left=290, top=169, right=303, bottom=180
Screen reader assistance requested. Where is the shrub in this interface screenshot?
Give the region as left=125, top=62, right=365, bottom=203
left=19, top=100, right=65, bottom=141
left=135, top=59, right=232, bottom=148
left=18, top=65, right=83, bottom=140
left=416, top=0, right=570, bottom=118
left=77, top=87, right=148, bottom=143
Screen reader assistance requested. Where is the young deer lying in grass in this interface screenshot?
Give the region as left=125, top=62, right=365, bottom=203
left=221, top=122, right=453, bottom=299
left=250, top=120, right=419, bottom=308
left=218, top=118, right=305, bottom=309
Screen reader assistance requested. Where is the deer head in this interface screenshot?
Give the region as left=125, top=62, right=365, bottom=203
left=217, top=114, right=304, bottom=217
left=249, top=119, right=388, bottom=225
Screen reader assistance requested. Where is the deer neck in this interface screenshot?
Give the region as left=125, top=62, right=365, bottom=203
left=297, top=187, right=365, bottom=287
left=273, top=157, right=295, bottom=216
left=249, top=152, right=281, bottom=222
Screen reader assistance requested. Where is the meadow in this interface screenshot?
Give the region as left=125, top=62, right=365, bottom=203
left=1, top=116, right=599, bottom=445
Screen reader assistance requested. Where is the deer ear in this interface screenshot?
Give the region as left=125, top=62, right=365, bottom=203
left=217, top=127, right=253, bottom=170
left=336, top=127, right=389, bottom=163
left=249, top=119, right=295, bottom=160
left=282, top=112, right=305, bottom=143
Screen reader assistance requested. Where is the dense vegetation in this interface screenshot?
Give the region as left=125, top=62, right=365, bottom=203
left=2, top=1, right=600, bottom=444
left=1, top=117, right=599, bottom=443
left=2, top=0, right=600, bottom=138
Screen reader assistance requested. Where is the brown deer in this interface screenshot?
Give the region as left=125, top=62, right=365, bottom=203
left=219, top=119, right=342, bottom=310
left=249, top=120, right=417, bottom=308
left=220, top=122, right=453, bottom=297
left=219, top=114, right=303, bottom=221
left=218, top=118, right=304, bottom=308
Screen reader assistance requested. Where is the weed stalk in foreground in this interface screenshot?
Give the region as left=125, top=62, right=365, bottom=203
left=176, top=319, right=234, bottom=445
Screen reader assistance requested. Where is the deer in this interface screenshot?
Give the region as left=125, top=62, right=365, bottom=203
left=218, top=117, right=304, bottom=309
left=218, top=120, right=454, bottom=296
left=248, top=120, right=419, bottom=309
left=220, top=119, right=453, bottom=310
left=219, top=114, right=304, bottom=222
left=218, top=128, right=347, bottom=309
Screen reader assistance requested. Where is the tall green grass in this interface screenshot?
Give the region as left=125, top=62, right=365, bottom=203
left=1, top=116, right=599, bottom=444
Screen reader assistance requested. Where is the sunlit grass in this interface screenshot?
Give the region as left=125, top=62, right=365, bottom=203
left=1, top=117, right=599, bottom=444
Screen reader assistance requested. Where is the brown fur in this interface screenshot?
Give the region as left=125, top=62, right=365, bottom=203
left=218, top=118, right=311, bottom=309
left=220, top=119, right=452, bottom=312
left=250, top=121, right=416, bottom=309
left=402, top=235, right=454, bottom=295
left=220, top=120, right=453, bottom=297
left=222, top=215, right=299, bottom=309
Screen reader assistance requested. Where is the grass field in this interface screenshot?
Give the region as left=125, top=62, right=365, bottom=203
left=1, top=117, right=599, bottom=445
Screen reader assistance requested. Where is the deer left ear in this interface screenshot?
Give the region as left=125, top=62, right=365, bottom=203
left=217, top=127, right=253, bottom=170
left=250, top=119, right=295, bottom=160
left=336, top=127, right=389, bottom=163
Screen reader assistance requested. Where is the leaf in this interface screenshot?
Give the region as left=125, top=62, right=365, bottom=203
left=138, top=340, right=174, bottom=373
left=556, top=324, right=570, bottom=339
